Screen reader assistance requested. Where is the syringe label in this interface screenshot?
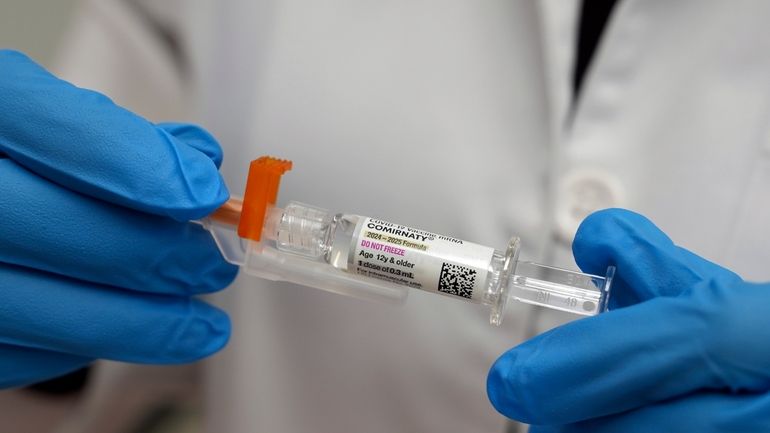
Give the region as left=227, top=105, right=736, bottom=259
left=351, top=218, right=494, bottom=302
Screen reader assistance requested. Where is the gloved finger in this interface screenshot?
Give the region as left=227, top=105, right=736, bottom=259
left=490, top=282, right=770, bottom=425
left=158, top=123, right=223, bottom=169
left=528, top=391, right=770, bottom=433
left=488, top=295, right=725, bottom=425
left=528, top=425, right=566, bottom=433
left=0, top=159, right=237, bottom=295
left=0, top=343, right=92, bottom=389
left=0, top=50, right=227, bottom=221
left=0, top=262, right=230, bottom=363
left=572, top=208, right=739, bottom=307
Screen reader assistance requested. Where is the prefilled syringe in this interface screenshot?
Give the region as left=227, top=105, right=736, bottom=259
left=203, top=157, right=613, bottom=326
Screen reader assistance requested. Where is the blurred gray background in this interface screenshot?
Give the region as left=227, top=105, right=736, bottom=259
left=0, top=0, right=79, bottom=67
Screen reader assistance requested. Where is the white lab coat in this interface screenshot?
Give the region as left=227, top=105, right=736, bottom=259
left=54, top=1, right=770, bottom=432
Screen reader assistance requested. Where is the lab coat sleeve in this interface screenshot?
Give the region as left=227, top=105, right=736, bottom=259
left=54, top=0, right=188, bottom=121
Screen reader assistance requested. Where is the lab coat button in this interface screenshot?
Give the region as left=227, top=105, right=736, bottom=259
left=556, top=170, right=624, bottom=242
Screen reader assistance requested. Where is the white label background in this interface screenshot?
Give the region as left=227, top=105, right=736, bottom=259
left=350, top=217, right=495, bottom=302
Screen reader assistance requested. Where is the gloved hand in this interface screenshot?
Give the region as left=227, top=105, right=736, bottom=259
left=487, top=208, right=770, bottom=432
left=0, top=50, right=238, bottom=388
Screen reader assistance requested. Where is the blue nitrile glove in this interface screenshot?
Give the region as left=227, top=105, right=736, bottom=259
left=488, top=208, right=770, bottom=432
left=0, top=50, right=238, bottom=388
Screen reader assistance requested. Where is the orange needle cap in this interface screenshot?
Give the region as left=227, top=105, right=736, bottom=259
left=237, top=156, right=293, bottom=241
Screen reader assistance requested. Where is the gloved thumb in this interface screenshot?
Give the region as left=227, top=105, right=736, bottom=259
left=0, top=50, right=228, bottom=221
left=572, top=208, right=738, bottom=308
left=488, top=209, right=767, bottom=425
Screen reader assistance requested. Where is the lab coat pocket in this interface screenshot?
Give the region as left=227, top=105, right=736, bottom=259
left=724, top=138, right=770, bottom=281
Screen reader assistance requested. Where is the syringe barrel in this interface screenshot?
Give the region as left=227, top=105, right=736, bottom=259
left=206, top=200, right=614, bottom=326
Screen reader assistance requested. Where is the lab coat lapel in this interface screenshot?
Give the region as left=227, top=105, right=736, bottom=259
left=535, top=0, right=579, bottom=144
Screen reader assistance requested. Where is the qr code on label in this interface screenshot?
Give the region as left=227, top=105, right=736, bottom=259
left=438, top=262, right=476, bottom=299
